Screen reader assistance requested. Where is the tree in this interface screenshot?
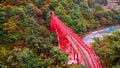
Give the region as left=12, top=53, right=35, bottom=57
left=0, top=4, right=6, bottom=23
left=88, top=0, right=95, bottom=8
left=101, top=0, right=108, bottom=6
left=92, top=31, right=120, bottom=67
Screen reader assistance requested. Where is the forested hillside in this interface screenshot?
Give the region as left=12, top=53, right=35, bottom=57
left=0, top=0, right=120, bottom=68
left=92, top=31, right=120, bottom=68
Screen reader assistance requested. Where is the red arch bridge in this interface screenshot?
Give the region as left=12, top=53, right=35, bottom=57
left=50, top=13, right=102, bottom=68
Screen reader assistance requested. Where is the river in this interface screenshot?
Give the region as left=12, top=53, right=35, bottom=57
left=83, top=26, right=120, bottom=45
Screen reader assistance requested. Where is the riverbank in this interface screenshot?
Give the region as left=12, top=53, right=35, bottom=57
left=83, top=24, right=120, bottom=45
left=83, top=24, right=120, bottom=38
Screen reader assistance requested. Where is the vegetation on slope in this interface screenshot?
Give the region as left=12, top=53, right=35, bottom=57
left=0, top=0, right=120, bottom=67
left=0, top=0, right=69, bottom=68
left=92, top=31, right=120, bottom=68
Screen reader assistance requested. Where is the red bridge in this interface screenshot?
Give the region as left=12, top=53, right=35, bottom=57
left=50, top=13, right=102, bottom=68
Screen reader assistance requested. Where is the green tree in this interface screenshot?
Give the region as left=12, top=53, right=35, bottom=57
left=0, top=4, right=6, bottom=23
left=88, top=0, right=95, bottom=8
left=92, top=31, right=120, bottom=68
left=101, top=0, right=108, bottom=6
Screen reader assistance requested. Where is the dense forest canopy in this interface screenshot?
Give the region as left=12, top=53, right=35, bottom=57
left=92, top=31, right=120, bottom=68
left=0, top=0, right=120, bottom=68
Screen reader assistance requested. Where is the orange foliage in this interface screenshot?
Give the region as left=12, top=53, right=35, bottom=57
left=100, top=18, right=106, bottom=24
left=62, top=10, right=67, bottom=16
left=34, top=7, right=43, bottom=16
left=3, top=18, right=18, bottom=33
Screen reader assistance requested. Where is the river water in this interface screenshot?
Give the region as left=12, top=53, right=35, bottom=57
left=83, top=26, right=120, bottom=45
